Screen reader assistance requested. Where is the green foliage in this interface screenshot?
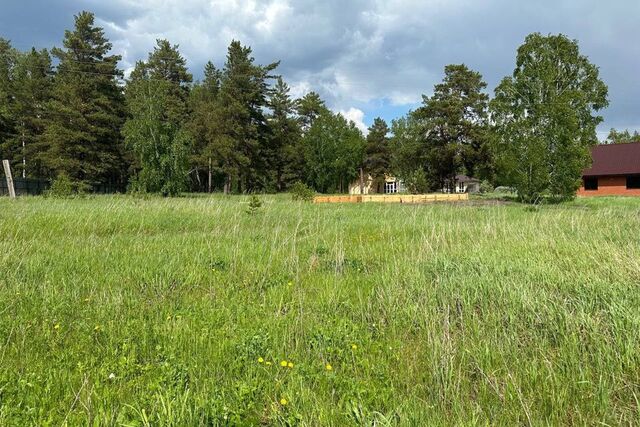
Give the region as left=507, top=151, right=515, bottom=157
left=123, top=40, right=192, bottom=196
left=266, top=77, right=303, bottom=191
left=403, top=169, right=430, bottom=194
left=5, top=48, right=53, bottom=179
left=246, top=194, right=263, bottom=214
left=45, top=173, right=89, bottom=197
left=289, top=181, right=315, bottom=201
left=0, top=39, right=17, bottom=163
left=296, top=91, right=328, bottom=133
left=479, top=179, right=494, bottom=194
left=491, top=33, right=609, bottom=203
left=302, top=110, right=366, bottom=193
left=39, top=11, right=126, bottom=188
left=363, top=117, right=391, bottom=180
left=188, top=61, right=221, bottom=191
left=210, top=41, right=279, bottom=193
left=606, top=128, right=640, bottom=144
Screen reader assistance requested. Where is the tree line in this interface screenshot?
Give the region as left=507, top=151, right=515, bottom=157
left=0, top=11, right=623, bottom=201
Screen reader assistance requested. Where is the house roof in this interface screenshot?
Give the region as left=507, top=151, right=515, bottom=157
left=583, top=142, right=640, bottom=177
left=455, top=175, right=480, bottom=183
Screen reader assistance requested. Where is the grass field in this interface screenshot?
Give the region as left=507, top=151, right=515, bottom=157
left=1, top=194, right=639, bottom=425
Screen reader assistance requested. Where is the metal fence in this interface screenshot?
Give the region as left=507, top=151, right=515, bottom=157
left=0, top=176, right=122, bottom=196
left=0, top=177, right=50, bottom=196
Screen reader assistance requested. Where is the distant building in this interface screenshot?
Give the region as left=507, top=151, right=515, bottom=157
left=578, top=142, right=640, bottom=196
left=443, top=175, right=481, bottom=194
left=349, top=173, right=480, bottom=195
left=349, top=174, right=405, bottom=195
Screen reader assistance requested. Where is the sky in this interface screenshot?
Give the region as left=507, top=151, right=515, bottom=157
left=1, top=0, right=639, bottom=139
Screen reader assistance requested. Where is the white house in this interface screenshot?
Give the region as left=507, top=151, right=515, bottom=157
left=349, top=174, right=405, bottom=195
left=443, top=175, right=481, bottom=193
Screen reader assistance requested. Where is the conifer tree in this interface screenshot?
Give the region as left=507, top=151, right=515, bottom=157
left=40, top=11, right=126, bottom=188
left=212, top=40, right=278, bottom=193
left=363, top=117, right=391, bottom=181
left=267, top=77, right=302, bottom=190
left=414, top=64, right=491, bottom=188
left=296, top=91, right=327, bottom=133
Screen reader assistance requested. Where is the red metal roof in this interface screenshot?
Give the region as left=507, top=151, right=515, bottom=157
left=583, top=142, right=640, bottom=177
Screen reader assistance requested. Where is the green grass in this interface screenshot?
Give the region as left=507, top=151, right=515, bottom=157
left=1, top=194, right=639, bottom=425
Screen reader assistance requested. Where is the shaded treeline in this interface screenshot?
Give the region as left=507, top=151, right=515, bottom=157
left=0, top=12, right=615, bottom=201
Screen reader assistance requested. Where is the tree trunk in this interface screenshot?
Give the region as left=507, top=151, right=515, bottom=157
left=359, top=168, right=364, bottom=195
left=21, top=125, right=26, bottom=179
left=223, top=174, right=230, bottom=195
left=208, top=157, right=212, bottom=193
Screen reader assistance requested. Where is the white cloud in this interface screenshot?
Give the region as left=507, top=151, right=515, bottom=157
left=22, top=0, right=639, bottom=130
left=339, top=107, right=369, bottom=135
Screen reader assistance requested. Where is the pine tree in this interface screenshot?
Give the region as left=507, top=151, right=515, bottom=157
left=414, top=64, right=491, bottom=189
left=296, top=91, right=327, bottom=133
left=123, top=40, right=193, bottom=196
left=212, top=40, right=278, bottom=193
left=267, top=77, right=302, bottom=190
left=40, top=11, right=126, bottom=188
left=363, top=117, right=391, bottom=180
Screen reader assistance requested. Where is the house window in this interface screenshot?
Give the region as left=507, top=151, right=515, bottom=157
left=627, top=176, right=640, bottom=189
left=584, top=177, right=598, bottom=191
left=384, top=181, right=397, bottom=194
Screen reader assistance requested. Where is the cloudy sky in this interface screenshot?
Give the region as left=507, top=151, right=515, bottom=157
left=2, top=0, right=639, bottom=138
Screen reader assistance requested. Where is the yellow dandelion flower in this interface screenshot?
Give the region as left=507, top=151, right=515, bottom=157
left=287, top=281, right=293, bottom=287
left=266, top=361, right=272, bottom=366
left=287, top=362, right=294, bottom=368
left=280, top=360, right=288, bottom=367
left=325, top=364, right=333, bottom=371
left=53, top=323, right=60, bottom=330
left=258, top=357, right=264, bottom=363
left=280, top=398, right=288, bottom=406
left=351, top=344, right=358, bottom=350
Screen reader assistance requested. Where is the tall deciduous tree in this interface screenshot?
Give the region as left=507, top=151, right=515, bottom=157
left=302, top=110, right=365, bottom=193
left=491, top=33, right=609, bottom=202
left=6, top=48, right=53, bottom=178
left=40, top=11, right=126, bottom=188
left=606, top=129, right=640, bottom=144
left=189, top=61, right=221, bottom=192
left=0, top=39, right=17, bottom=159
left=123, top=40, right=192, bottom=196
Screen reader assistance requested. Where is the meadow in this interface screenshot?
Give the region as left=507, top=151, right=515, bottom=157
left=0, top=194, right=639, bottom=426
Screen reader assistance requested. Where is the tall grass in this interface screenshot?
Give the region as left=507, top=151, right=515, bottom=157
left=0, top=194, right=639, bottom=425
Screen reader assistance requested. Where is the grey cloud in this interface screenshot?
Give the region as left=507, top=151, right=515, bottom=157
left=1, top=0, right=638, bottom=132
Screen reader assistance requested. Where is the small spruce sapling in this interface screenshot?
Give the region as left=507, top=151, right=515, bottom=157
left=247, top=195, right=263, bottom=215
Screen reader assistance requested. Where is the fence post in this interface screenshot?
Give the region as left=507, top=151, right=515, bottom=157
left=2, top=160, right=16, bottom=198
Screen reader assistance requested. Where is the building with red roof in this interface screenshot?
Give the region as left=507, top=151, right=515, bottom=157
left=578, top=142, right=640, bottom=196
